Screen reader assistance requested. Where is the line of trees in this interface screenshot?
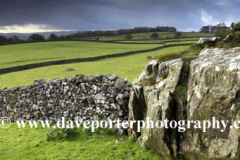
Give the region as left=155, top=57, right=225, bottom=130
left=149, top=32, right=183, bottom=40
left=28, top=34, right=45, bottom=42
left=0, top=26, right=177, bottom=44
left=199, top=23, right=230, bottom=33
left=0, top=33, right=73, bottom=44
left=0, top=35, right=25, bottom=44
left=48, top=34, right=72, bottom=41
left=70, top=26, right=177, bottom=39
left=27, top=34, right=72, bottom=41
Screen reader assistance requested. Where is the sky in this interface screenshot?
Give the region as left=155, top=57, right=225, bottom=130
left=0, top=0, right=240, bottom=33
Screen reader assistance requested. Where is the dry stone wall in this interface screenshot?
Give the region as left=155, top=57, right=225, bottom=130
left=0, top=74, right=132, bottom=134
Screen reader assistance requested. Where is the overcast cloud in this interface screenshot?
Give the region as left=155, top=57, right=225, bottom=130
left=0, top=0, right=240, bottom=33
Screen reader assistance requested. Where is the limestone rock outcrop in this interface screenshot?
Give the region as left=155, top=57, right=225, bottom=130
left=128, top=47, right=240, bottom=159
left=128, top=59, right=183, bottom=156
left=234, top=21, right=240, bottom=31
left=197, top=37, right=220, bottom=45
left=183, top=47, right=240, bottom=159
left=223, top=34, right=236, bottom=42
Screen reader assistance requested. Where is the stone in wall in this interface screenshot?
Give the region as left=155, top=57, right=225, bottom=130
left=0, top=74, right=132, bottom=134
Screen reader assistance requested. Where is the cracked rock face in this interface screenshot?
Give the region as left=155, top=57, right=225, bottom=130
left=185, top=47, right=240, bottom=159
left=129, top=47, right=240, bottom=159
left=128, top=59, right=183, bottom=156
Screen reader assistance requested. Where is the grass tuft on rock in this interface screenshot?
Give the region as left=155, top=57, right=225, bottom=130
left=138, top=68, right=158, bottom=86
left=175, top=83, right=188, bottom=101
left=214, top=29, right=240, bottom=48
left=154, top=52, right=181, bottom=62
left=138, top=77, right=156, bottom=86
left=215, top=39, right=240, bottom=48
left=155, top=43, right=204, bottom=63
left=141, top=43, right=204, bottom=87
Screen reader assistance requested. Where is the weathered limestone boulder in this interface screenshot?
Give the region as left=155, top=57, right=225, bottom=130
left=196, top=38, right=208, bottom=45
left=129, top=47, right=240, bottom=159
left=223, top=34, right=235, bottom=42
left=128, top=59, right=183, bottom=156
left=197, top=37, right=219, bottom=45
left=234, top=21, right=240, bottom=31
left=182, top=47, right=240, bottom=159
left=145, top=59, right=158, bottom=78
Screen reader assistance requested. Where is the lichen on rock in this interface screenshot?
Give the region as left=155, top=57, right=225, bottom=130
left=128, top=46, right=240, bottom=159
left=128, top=58, right=183, bottom=156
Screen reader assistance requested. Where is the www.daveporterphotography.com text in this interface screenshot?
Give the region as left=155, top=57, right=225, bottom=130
left=1, top=117, right=239, bottom=133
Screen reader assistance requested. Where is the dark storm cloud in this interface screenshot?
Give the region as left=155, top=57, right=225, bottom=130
left=0, top=0, right=240, bottom=32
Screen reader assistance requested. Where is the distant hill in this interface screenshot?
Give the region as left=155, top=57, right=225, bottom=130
left=0, top=31, right=79, bottom=39
left=0, top=26, right=177, bottom=40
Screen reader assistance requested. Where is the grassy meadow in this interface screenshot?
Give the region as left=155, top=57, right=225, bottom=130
left=0, top=46, right=189, bottom=89
left=75, top=31, right=215, bottom=41
left=116, top=39, right=199, bottom=43
left=0, top=31, right=213, bottom=159
left=0, top=31, right=214, bottom=69
left=0, top=41, right=162, bottom=69
left=0, top=123, right=167, bottom=160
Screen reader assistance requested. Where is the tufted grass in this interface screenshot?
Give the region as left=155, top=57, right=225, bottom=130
left=0, top=122, right=168, bottom=160
left=0, top=46, right=189, bottom=89
left=154, top=43, right=204, bottom=64
left=0, top=41, right=162, bottom=69
left=215, top=39, right=240, bottom=48
left=154, top=52, right=182, bottom=62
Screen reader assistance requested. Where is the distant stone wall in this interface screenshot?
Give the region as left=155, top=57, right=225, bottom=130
left=0, top=74, right=132, bottom=134
left=0, top=43, right=194, bottom=75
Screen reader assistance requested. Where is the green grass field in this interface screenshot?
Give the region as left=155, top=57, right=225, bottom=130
left=165, top=41, right=197, bottom=45
left=0, top=46, right=189, bottom=89
left=0, top=123, right=167, bottom=160
left=0, top=32, right=211, bottom=159
left=116, top=38, right=199, bottom=44
left=0, top=41, right=162, bottom=69
left=0, top=31, right=209, bottom=70
left=74, top=31, right=215, bottom=41
left=116, top=40, right=163, bottom=43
